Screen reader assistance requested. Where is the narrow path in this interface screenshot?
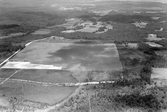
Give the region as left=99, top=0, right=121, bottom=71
left=0, top=78, right=115, bottom=87
left=0, top=70, right=21, bottom=85
left=88, top=90, right=92, bottom=112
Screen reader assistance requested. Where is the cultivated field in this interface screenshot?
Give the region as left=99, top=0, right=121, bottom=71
left=23, top=84, right=77, bottom=104
left=0, top=79, right=77, bottom=105
left=0, top=69, right=77, bottom=106
left=60, top=18, right=113, bottom=34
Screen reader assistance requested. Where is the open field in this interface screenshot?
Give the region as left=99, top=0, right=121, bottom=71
left=146, top=34, right=166, bottom=41
left=31, top=29, right=51, bottom=35
left=12, top=69, right=77, bottom=83
left=155, top=50, right=167, bottom=56
left=145, top=42, right=163, bottom=47
left=0, top=80, right=77, bottom=105
left=0, top=69, right=17, bottom=79
left=11, top=42, right=73, bottom=64
left=0, top=69, right=77, bottom=84
left=9, top=41, right=122, bottom=71
left=23, top=84, right=77, bottom=104
left=1, top=62, right=62, bottom=70
left=0, top=97, right=9, bottom=107
left=151, top=68, right=167, bottom=79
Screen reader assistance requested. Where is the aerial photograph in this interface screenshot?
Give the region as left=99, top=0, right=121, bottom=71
left=0, top=0, right=167, bottom=111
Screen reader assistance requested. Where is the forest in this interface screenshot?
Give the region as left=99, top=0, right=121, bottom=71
left=0, top=24, right=20, bottom=30
left=0, top=41, right=24, bottom=60
left=99, top=14, right=152, bottom=23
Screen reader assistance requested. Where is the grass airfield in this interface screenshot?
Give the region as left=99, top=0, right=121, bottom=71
left=9, top=40, right=122, bottom=71
left=0, top=38, right=122, bottom=107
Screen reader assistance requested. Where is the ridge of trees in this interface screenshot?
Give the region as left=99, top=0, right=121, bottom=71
left=0, top=24, right=20, bottom=30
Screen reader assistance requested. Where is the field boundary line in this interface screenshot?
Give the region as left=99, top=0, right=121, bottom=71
left=0, top=70, right=21, bottom=85
left=25, top=38, right=47, bottom=46
left=0, top=78, right=115, bottom=87
left=88, top=90, right=92, bottom=112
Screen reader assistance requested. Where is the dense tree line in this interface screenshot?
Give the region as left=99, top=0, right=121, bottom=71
left=79, top=14, right=98, bottom=22
left=98, top=27, right=106, bottom=32
left=0, top=42, right=24, bottom=53
left=140, top=62, right=152, bottom=84
left=2, top=33, right=49, bottom=44
left=1, top=10, right=66, bottom=36
left=138, top=42, right=167, bottom=55
left=112, top=78, right=144, bottom=87
left=99, top=14, right=152, bottom=23
left=121, top=57, right=140, bottom=67
left=114, top=92, right=161, bottom=111
left=0, top=24, right=20, bottom=30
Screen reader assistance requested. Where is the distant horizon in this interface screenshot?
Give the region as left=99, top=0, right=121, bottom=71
left=0, top=0, right=166, bottom=8
left=1, top=0, right=167, bottom=3
left=116, top=0, right=167, bottom=3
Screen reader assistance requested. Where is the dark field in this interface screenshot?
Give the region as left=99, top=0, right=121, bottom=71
left=0, top=69, right=17, bottom=79
left=12, top=69, right=77, bottom=83
left=0, top=80, right=77, bottom=105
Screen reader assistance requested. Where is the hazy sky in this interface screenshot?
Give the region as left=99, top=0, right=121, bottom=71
left=117, top=0, right=167, bottom=3
left=0, top=0, right=166, bottom=6
left=1, top=0, right=166, bottom=3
